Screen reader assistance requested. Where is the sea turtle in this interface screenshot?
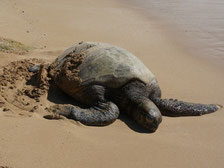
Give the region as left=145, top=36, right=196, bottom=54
left=32, top=42, right=221, bottom=132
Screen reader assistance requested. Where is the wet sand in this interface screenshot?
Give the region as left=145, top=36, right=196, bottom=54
left=0, top=0, right=224, bottom=168
left=127, top=0, right=224, bottom=69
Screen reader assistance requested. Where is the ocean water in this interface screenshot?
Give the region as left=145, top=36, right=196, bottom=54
left=126, top=0, right=224, bottom=66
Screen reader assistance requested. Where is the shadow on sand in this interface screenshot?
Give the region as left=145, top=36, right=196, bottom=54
left=118, top=114, right=155, bottom=133
left=46, top=85, right=153, bottom=133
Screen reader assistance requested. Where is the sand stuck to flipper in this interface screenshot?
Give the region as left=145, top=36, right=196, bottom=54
left=0, top=59, right=50, bottom=114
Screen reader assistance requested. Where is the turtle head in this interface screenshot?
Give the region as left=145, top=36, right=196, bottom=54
left=115, top=80, right=162, bottom=132
left=132, top=98, right=162, bottom=132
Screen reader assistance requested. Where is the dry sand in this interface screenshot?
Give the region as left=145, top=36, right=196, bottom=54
left=0, top=0, right=224, bottom=168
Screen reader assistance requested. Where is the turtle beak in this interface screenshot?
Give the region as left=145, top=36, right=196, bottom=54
left=133, top=99, right=162, bottom=132
left=146, top=108, right=162, bottom=131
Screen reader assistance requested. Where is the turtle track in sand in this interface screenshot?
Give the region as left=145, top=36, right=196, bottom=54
left=0, top=56, right=85, bottom=119
left=0, top=59, right=50, bottom=114
left=0, top=37, right=78, bottom=118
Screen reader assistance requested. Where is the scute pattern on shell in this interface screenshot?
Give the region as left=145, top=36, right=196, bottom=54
left=50, top=42, right=155, bottom=94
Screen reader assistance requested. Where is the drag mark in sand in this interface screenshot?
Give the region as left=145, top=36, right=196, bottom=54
left=0, top=59, right=49, bottom=115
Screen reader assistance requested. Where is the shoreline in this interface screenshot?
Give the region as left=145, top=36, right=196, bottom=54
left=121, top=0, right=224, bottom=71
left=0, top=0, right=224, bottom=168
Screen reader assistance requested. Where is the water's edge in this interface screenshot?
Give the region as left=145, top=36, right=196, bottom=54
left=120, top=0, right=224, bottom=70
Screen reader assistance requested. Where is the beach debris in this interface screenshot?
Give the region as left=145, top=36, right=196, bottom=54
left=0, top=37, right=31, bottom=54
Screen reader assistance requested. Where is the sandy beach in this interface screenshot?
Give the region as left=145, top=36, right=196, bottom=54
left=0, top=0, right=224, bottom=168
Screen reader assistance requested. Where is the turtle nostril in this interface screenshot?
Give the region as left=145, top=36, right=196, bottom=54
left=153, top=120, right=158, bottom=127
left=153, top=116, right=162, bottom=128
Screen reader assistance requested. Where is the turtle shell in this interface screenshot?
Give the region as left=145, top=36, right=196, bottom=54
left=51, top=42, right=155, bottom=90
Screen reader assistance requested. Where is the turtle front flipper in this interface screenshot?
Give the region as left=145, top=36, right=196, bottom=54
left=152, top=97, right=222, bottom=116
left=45, top=102, right=120, bottom=126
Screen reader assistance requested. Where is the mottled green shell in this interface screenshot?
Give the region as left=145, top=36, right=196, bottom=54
left=53, top=42, right=155, bottom=88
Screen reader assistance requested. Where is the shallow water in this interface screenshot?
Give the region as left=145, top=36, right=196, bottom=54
left=125, top=0, right=224, bottom=67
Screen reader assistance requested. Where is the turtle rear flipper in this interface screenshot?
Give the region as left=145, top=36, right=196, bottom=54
left=152, top=97, right=222, bottom=116
left=29, top=65, right=41, bottom=72
left=45, top=102, right=120, bottom=126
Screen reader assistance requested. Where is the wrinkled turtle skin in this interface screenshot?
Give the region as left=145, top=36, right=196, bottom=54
left=36, top=42, right=221, bottom=132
